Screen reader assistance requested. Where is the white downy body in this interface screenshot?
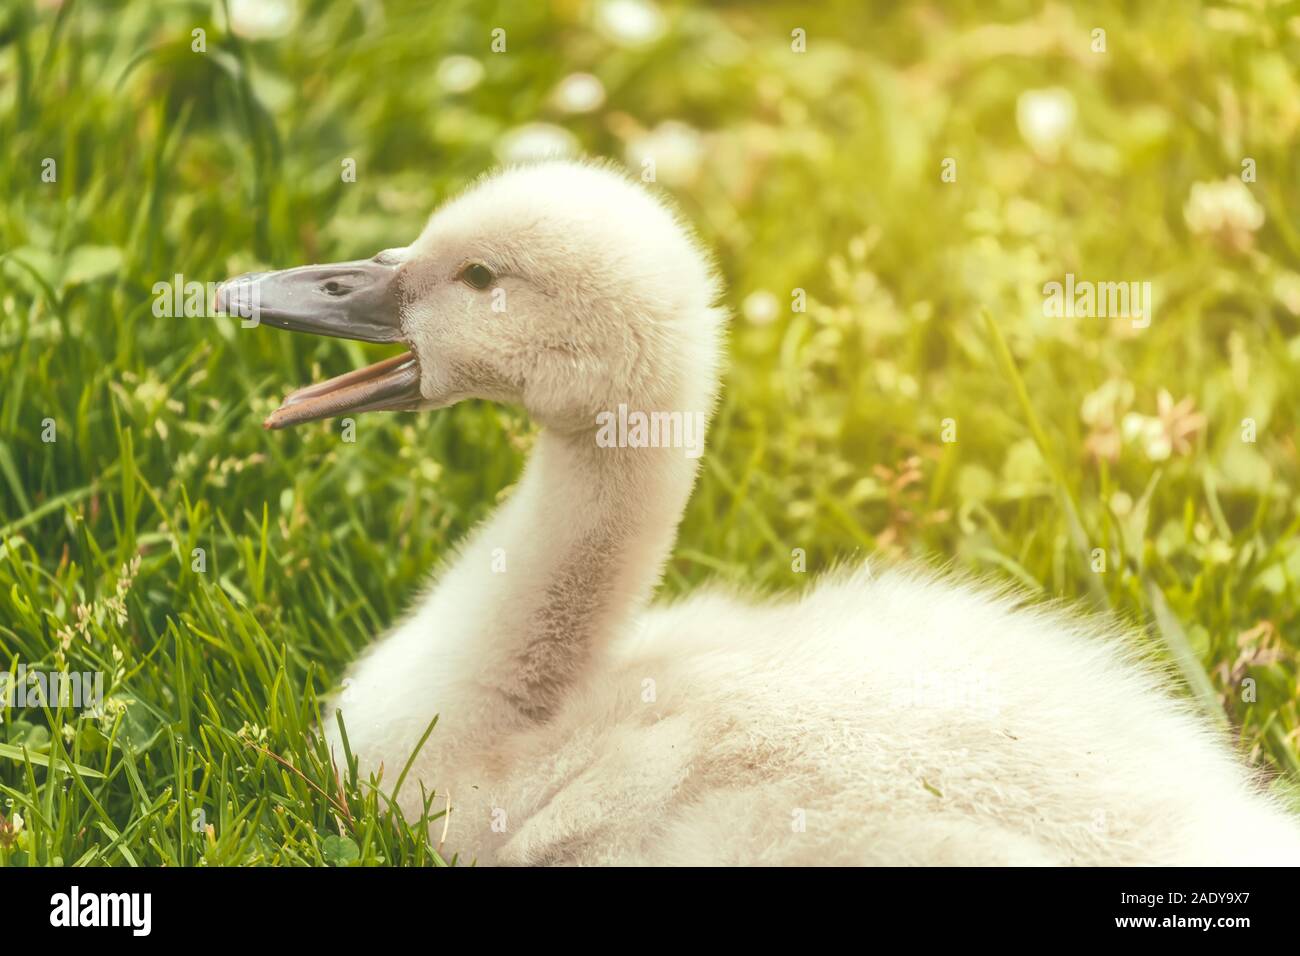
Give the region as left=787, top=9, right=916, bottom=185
left=324, top=161, right=1300, bottom=865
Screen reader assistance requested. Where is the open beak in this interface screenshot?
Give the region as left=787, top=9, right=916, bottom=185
left=215, top=258, right=424, bottom=430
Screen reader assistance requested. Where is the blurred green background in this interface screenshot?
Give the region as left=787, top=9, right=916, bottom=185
left=1, top=0, right=1299, bottom=864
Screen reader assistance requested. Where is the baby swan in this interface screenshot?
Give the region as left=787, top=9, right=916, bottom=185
left=218, top=160, right=1300, bottom=865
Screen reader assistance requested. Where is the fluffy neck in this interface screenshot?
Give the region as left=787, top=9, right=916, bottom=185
left=502, top=429, right=696, bottom=715
left=425, top=405, right=709, bottom=728
left=410, top=302, right=723, bottom=744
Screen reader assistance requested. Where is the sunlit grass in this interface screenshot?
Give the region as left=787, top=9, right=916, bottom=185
left=1, top=0, right=1298, bottom=865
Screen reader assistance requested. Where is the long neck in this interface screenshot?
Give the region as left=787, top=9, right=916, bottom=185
left=426, top=421, right=702, bottom=724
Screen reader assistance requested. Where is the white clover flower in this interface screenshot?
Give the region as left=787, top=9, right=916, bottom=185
left=436, top=55, right=485, bottom=94
left=496, top=123, right=581, bottom=163
left=742, top=290, right=780, bottom=325
left=552, top=73, right=606, bottom=114
left=625, top=120, right=703, bottom=186
left=1120, top=391, right=1205, bottom=462
left=1184, top=177, right=1265, bottom=252
left=1016, top=87, right=1076, bottom=161
left=1273, top=272, right=1300, bottom=316
left=596, top=0, right=667, bottom=47
left=1109, top=490, right=1134, bottom=517
left=1122, top=413, right=1171, bottom=461
left=227, top=0, right=295, bottom=40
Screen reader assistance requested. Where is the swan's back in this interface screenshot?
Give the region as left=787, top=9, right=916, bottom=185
left=603, top=566, right=1300, bottom=865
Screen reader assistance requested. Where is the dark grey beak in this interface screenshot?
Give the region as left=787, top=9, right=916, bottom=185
left=214, top=258, right=404, bottom=343
left=214, top=257, right=423, bottom=430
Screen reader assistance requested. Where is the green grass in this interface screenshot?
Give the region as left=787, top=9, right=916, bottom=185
left=2, top=0, right=1299, bottom=865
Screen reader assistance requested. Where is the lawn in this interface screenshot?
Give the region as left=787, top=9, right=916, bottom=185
left=1, top=0, right=1299, bottom=865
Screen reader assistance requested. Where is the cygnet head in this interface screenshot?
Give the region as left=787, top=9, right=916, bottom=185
left=216, top=160, right=725, bottom=434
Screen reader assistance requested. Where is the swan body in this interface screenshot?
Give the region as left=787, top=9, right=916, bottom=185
left=219, top=160, right=1300, bottom=865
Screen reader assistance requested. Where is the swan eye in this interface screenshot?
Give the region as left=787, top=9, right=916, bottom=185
left=460, top=262, right=495, bottom=291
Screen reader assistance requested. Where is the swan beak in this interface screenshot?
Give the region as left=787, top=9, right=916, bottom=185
left=215, top=259, right=424, bottom=430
